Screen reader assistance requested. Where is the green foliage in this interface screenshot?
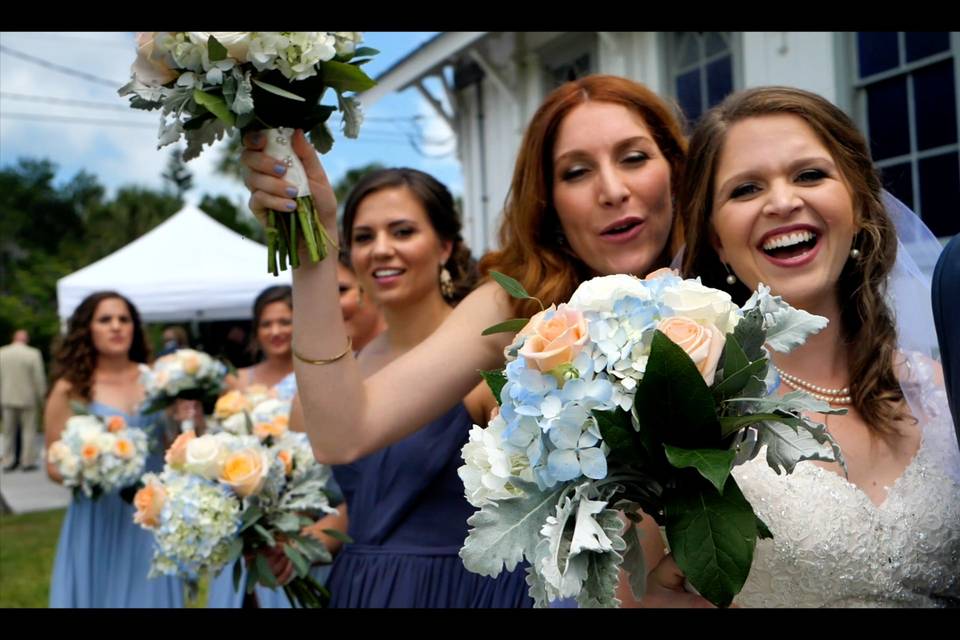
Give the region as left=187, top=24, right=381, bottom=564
left=0, top=156, right=252, bottom=366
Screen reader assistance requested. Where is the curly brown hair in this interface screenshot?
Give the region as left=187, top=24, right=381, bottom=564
left=679, top=86, right=906, bottom=436
left=50, top=291, right=151, bottom=402
left=478, top=74, right=688, bottom=319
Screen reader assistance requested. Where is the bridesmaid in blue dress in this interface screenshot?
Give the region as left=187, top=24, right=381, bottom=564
left=45, top=290, right=184, bottom=608
left=287, top=169, right=533, bottom=607
left=205, top=285, right=352, bottom=608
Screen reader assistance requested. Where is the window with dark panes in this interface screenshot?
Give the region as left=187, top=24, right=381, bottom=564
left=856, top=32, right=959, bottom=237
left=672, top=32, right=735, bottom=129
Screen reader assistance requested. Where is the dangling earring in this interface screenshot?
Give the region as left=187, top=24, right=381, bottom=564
left=723, top=263, right=737, bottom=285
left=440, top=265, right=455, bottom=299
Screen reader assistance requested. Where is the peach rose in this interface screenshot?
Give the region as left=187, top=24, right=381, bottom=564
left=114, top=438, right=136, bottom=460
left=133, top=478, right=166, bottom=529
left=214, top=390, right=251, bottom=420
left=131, top=32, right=177, bottom=86
left=253, top=416, right=289, bottom=441
left=219, top=448, right=270, bottom=497
left=657, top=316, right=725, bottom=386
left=518, top=304, right=589, bottom=373
left=80, top=442, right=100, bottom=465
left=165, top=430, right=196, bottom=468
left=644, top=267, right=679, bottom=280
left=277, top=450, right=293, bottom=476
left=181, top=352, right=200, bottom=375
left=107, top=416, right=127, bottom=433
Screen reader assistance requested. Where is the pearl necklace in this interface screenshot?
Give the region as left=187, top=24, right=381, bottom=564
left=773, top=365, right=852, bottom=405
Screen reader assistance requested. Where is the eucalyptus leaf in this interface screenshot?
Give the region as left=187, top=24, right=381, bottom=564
left=320, top=60, right=376, bottom=92
left=489, top=271, right=533, bottom=300
left=207, top=35, right=227, bottom=62
left=255, top=552, right=279, bottom=588
left=193, top=89, right=235, bottom=127
left=481, top=318, right=530, bottom=336
left=251, top=78, right=306, bottom=102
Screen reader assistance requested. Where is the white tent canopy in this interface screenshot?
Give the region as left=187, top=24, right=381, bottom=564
left=57, top=205, right=291, bottom=324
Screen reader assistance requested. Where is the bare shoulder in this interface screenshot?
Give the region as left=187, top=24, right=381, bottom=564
left=356, top=334, right=391, bottom=377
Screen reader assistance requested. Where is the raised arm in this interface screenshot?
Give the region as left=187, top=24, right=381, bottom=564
left=244, top=131, right=515, bottom=464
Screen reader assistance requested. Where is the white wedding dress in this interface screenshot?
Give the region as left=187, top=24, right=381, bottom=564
left=731, top=354, right=960, bottom=607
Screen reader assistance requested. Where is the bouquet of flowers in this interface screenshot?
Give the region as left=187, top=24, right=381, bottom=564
left=135, top=397, right=340, bottom=607
left=140, top=349, right=228, bottom=418
left=118, top=32, right=378, bottom=274
left=48, top=411, right=150, bottom=499
left=458, top=270, right=846, bottom=608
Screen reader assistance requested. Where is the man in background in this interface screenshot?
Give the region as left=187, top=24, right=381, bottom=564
left=0, top=329, right=47, bottom=471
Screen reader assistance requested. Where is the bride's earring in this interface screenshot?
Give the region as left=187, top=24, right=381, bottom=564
left=723, top=263, right=737, bottom=285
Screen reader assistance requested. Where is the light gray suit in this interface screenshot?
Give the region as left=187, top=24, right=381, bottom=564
left=0, top=342, right=47, bottom=467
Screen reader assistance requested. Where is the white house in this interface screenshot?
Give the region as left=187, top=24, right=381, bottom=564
left=361, top=32, right=959, bottom=255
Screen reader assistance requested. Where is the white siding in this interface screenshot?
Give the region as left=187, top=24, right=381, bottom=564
left=741, top=32, right=839, bottom=103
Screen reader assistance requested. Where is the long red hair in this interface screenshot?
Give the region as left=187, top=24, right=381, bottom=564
left=478, top=75, right=688, bottom=318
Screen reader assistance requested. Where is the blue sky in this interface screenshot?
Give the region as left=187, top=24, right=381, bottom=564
left=0, top=32, right=463, bottom=211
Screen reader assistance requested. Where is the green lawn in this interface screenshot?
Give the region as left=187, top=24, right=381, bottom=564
left=0, top=508, right=208, bottom=608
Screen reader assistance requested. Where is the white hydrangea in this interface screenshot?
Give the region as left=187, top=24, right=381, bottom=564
left=459, top=417, right=529, bottom=508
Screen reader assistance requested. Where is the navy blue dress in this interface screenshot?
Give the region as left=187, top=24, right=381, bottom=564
left=327, top=402, right=533, bottom=608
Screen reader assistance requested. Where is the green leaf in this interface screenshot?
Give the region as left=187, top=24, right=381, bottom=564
left=732, top=308, right=766, bottom=362
left=226, top=536, right=244, bottom=564
left=235, top=111, right=255, bottom=129
left=481, top=318, right=530, bottom=336
left=207, top=35, right=227, bottom=62
left=479, top=369, right=508, bottom=406
left=251, top=78, right=306, bottom=102
left=320, top=528, right=352, bottom=544
left=353, top=47, right=380, bottom=57
left=321, top=60, right=376, bottom=93
left=460, top=482, right=565, bottom=577
left=489, top=271, right=533, bottom=301
left=714, top=332, right=768, bottom=402
left=283, top=543, right=310, bottom=577
left=719, top=413, right=785, bottom=438
left=232, top=557, right=244, bottom=592
left=756, top=515, right=773, bottom=540
left=253, top=523, right=276, bottom=547
left=621, top=523, right=647, bottom=601
left=239, top=505, right=263, bottom=532
left=664, top=475, right=758, bottom=608
left=193, top=89, right=235, bottom=127
left=593, top=408, right=636, bottom=454
left=307, top=122, right=334, bottom=155
left=663, top=445, right=736, bottom=494
left=69, top=400, right=91, bottom=416
left=268, top=511, right=301, bottom=533
left=633, top=330, right=721, bottom=450
left=254, top=552, right=279, bottom=588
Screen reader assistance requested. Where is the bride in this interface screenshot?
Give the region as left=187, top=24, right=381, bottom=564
left=640, top=86, right=960, bottom=607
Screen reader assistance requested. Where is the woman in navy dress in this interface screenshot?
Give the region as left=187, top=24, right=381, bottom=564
left=45, top=291, right=184, bottom=608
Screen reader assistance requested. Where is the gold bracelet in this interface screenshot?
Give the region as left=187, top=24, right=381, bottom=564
left=293, top=336, right=352, bottom=365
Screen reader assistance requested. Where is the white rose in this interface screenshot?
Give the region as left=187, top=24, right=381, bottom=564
left=47, top=441, right=70, bottom=464
left=219, top=412, right=249, bottom=435
left=96, top=432, right=118, bottom=452
left=662, top=278, right=740, bottom=335
left=458, top=419, right=525, bottom=508
left=68, top=415, right=104, bottom=443
left=568, top=274, right=651, bottom=313
left=184, top=435, right=227, bottom=480
left=188, top=32, right=251, bottom=61
left=59, top=454, right=80, bottom=478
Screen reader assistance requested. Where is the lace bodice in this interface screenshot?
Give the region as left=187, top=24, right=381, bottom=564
left=731, top=354, right=960, bottom=608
